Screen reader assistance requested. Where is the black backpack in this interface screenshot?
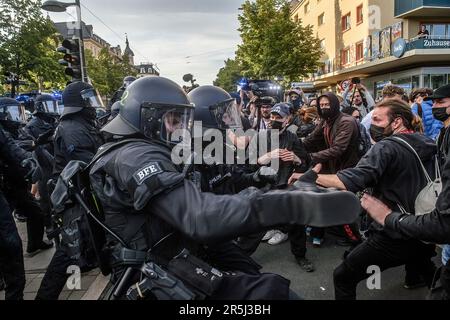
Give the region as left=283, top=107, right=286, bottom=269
left=50, top=139, right=150, bottom=275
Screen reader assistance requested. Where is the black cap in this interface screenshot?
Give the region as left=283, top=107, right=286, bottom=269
left=426, top=84, right=450, bottom=101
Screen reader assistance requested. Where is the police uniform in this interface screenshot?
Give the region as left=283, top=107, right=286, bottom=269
left=0, top=124, right=30, bottom=300
left=36, top=82, right=104, bottom=300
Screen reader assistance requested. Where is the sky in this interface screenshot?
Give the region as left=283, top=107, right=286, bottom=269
left=46, top=0, right=246, bottom=86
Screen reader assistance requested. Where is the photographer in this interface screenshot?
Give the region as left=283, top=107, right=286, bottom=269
left=342, top=78, right=375, bottom=118
left=248, top=96, right=277, bottom=131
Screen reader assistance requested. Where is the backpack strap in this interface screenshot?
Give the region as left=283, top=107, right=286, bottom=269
left=390, top=136, right=433, bottom=184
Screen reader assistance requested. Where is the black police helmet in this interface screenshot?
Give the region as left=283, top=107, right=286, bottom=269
left=188, top=85, right=243, bottom=132
left=34, top=94, right=59, bottom=116
left=0, top=97, right=26, bottom=124
left=102, top=76, right=194, bottom=144
left=61, top=81, right=96, bottom=117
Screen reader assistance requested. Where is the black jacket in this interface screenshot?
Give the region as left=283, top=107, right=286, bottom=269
left=385, top=126, right=450, bottom=243
left=53, top=113, right=103, bottom=176
left=24, top=116, right=55, bottom=140
left=249, top=129, right=310, bottom=187
left=337, top=133, right=437, bottom=238
left=0, top=124, right=31, bottom=170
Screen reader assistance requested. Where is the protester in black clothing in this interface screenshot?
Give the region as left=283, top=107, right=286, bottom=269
left=290, top=98, right=438, bottom=300
left=239, top=103, right=314, bottom=272
left=36, top=82, right=104, bottom=300
left=363, top=84, right=450, bottom=300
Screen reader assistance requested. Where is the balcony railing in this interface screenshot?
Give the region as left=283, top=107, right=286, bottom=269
left=395, top=0, right=450, bottom=17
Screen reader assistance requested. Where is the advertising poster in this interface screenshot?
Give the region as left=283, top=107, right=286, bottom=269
left=364, top=36, right=372, bottom=61
left=380, top=27, right=392, bottom=58
left=372, top=31, right=380, bottom=60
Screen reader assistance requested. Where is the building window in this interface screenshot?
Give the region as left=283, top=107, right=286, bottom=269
left=140, top=68, right=145, bottom=74
left=342, top=13, right=351, bottom=32
left=320, top=39, right=326, bottom=50
left=318, top=13, right=324, bottom=26
left=294, top=14, right=299, bottom=23
left=341, top=48, right=350, bottom=66
left=356, top=5, right=363, bottom=25
left=304, top=2, right=310, bottom=14
left=356, top=41, right=364, bottom=61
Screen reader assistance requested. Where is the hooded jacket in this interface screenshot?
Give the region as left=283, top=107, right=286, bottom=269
left=303, top=92, right=360, bottom=173
left=412, top=99, right=443, bottom=141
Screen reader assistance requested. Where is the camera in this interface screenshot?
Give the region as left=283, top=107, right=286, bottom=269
left=351, top=77, right=361, bottom=85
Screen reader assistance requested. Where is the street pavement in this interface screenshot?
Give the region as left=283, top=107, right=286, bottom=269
left=253, top=234, right=440, bottom=300
left=1, top=222, right=442, bottom=300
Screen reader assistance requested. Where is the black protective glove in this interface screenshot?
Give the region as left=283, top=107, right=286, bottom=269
left=253, top=166, right=278, bottom=184
left=21, top=158, right=37, bottom=180
left=35, top=129, right=55, bottom=146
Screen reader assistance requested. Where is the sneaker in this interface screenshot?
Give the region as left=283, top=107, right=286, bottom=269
left=13, top=210, right=27, bottom=223
left=296, top=257, right=315, bottom=272
left=262, top=230, right=278, bottom=242
left=26, top=240, right=54, bottom=258
left=268, top=232, right=288, bottom=245
left=312, top=238, right=323, bottom=247
left=305, top=227, right=312, bottom=237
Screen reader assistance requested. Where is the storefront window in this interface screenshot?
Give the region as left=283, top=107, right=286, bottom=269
left=392, top=77, right=413, bottom=94
left=424, top=75, right=431, bottom=88
left=412, top=75, right=420, bottom=90
left=431, top=74, right=446, bottom=89
left=432, top=24, right=447, bottom=39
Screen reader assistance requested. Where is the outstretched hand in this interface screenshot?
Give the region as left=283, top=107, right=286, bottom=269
left=288, top=163, right=322, bottom=185
left=361, top=194, right=392, bottom=226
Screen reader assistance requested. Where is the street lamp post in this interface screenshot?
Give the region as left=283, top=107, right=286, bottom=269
left=42, top=0, right=88, bottom=83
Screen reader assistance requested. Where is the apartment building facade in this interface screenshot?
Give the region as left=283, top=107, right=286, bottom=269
left=291, top=0, right=450, bottom=98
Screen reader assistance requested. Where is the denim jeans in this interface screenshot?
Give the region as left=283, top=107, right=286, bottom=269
left=442, top=245, right=450, bottom=266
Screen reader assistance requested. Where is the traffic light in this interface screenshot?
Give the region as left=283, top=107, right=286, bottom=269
left=57, top=38, right=82, bottom=80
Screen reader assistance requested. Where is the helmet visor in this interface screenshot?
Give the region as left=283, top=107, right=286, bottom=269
left=0, top=105, right=26, bottom=123
left=161, top=108, right=194, bottom=145
left=38, top=100, right=60, bottom=115
left=211, top=99, right=242, bottom=130
left=81, top=88, right=103, bottom=109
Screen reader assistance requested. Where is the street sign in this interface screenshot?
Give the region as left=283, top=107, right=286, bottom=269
left=291, top=82, right=314, bottom=89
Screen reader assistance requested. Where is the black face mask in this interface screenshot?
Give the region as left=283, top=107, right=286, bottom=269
left=370, top=122, right=393, bottom=143
left=80, top=107, right=97, bottom=125
left=432, top=107, right=450, bottom=122
left=321, top=109, right=333, bottom=119
left=270, top=120, right=284, bottom=130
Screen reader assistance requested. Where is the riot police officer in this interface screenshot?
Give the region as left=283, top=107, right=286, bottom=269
left=0, top=120, right=36, bottom=300
left=24, top=94, right=59, bottom=140
left=24, top=94, right=60, bottom=231
left=0, top=98, right=52, bottom=256
left=88, top=76, right=362, bottom=300
left=108, top=75, right=136, bottom=108
left=187, top=85, right=274, bottom=194
left=36, top=81, right=104, bottom=300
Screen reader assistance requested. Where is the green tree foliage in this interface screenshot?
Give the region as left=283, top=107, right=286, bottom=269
left=85, top=48, right=137, bottom=100
left=213, top=58, right=245, bottom=92
left=236, top=0, right=322, bottom=83
left=0, top=0, right=67, bottom=91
